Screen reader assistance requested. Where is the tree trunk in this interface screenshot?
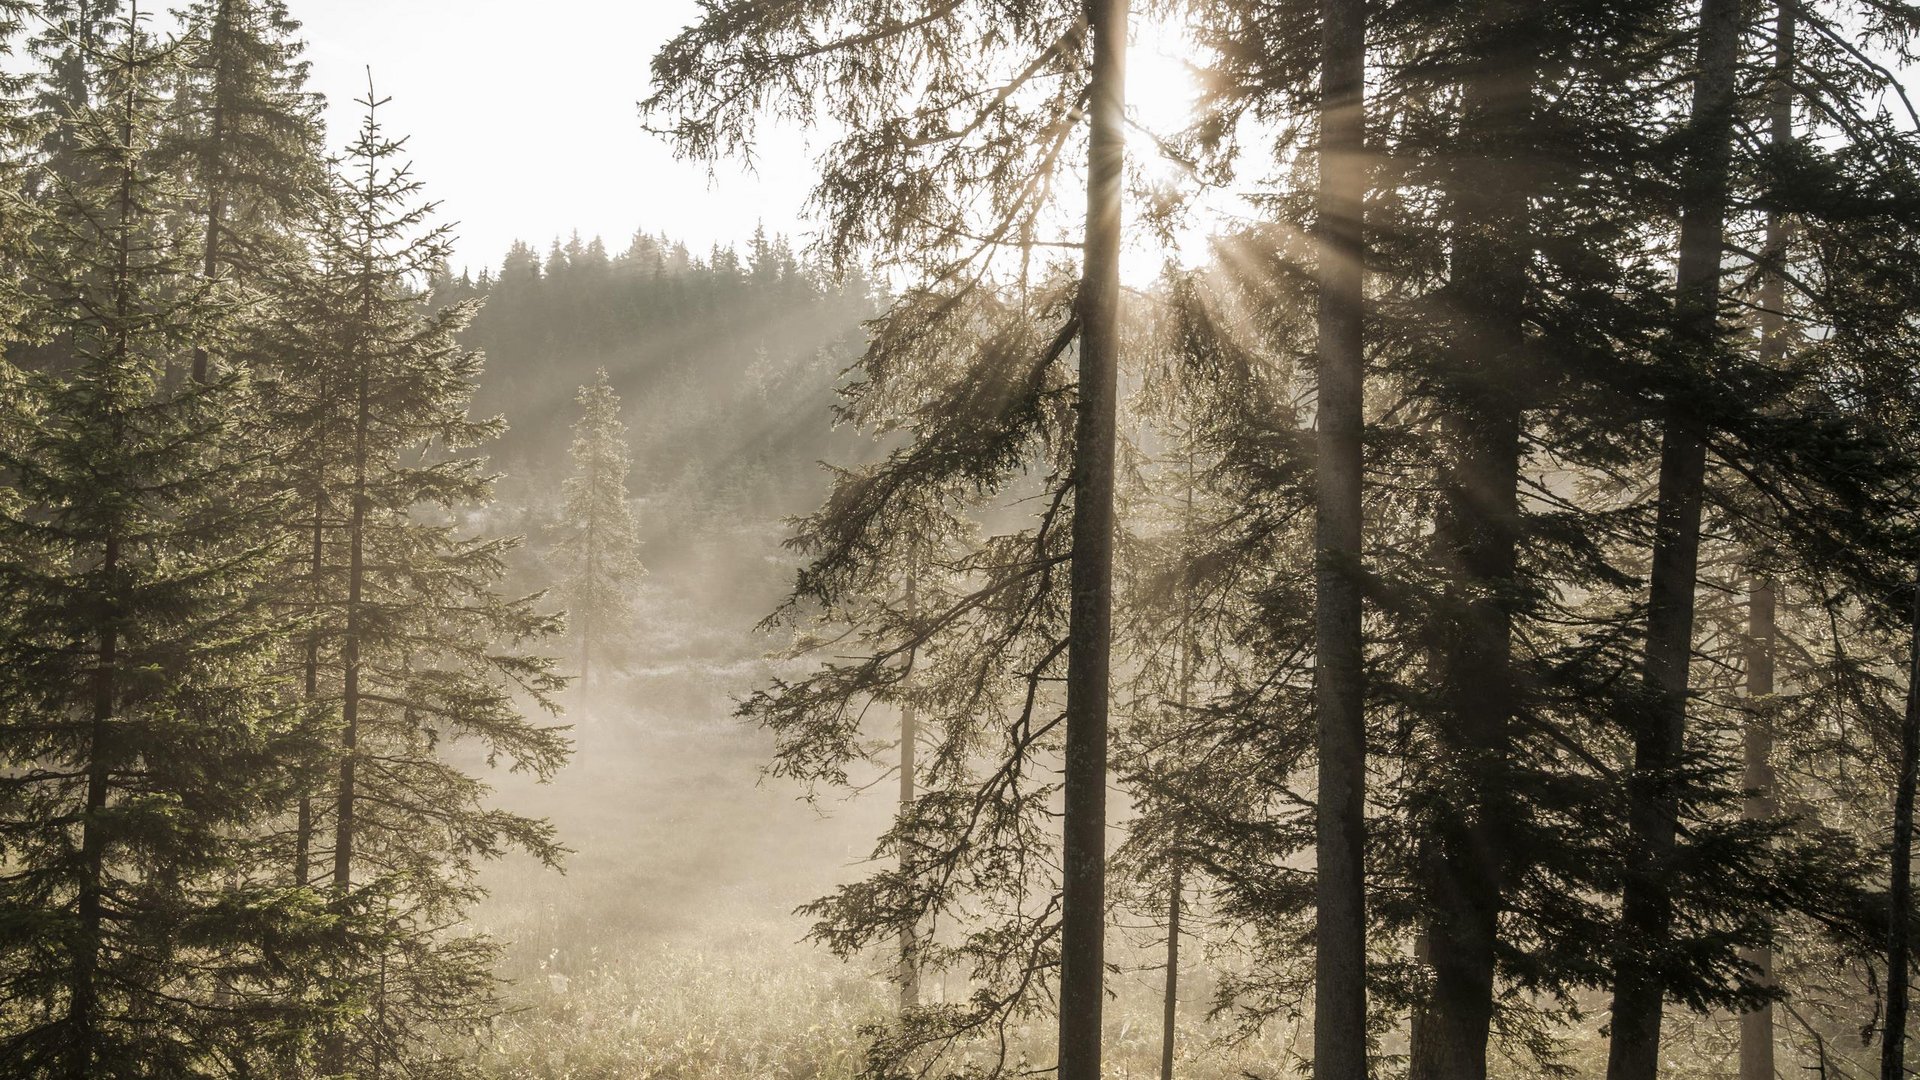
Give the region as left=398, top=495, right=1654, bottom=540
left=1161, top=861, right=1181, bottom=1080
left=1740, top=13, right=1792, bottom=1075
left=1058, top=1, right=1126, bottom=1077
left=334, top=369, right=370, bottom=902
left=73, top=54, right=140, bottom=1073
left=1407, top=10, right=1529, bottom=1078
left=295, top=496, right=324, bottom=888
left=1313, top=0, right=1368, bottom=1075
left=72, top=537, right=118, bottom=1080
left=899, top=574, right=920, bottom=1011
left=323, top=367, right=371, bottom=1076
left=1605, top=3, right=1742, bottom=1078
left=1884, top=572, right=1920, bottom=1080
left=1740, top=575, right=1778, bottom=1080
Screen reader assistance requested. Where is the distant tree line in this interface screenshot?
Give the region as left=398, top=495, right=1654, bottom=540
left=649, top=3, right=1920, bottom=1080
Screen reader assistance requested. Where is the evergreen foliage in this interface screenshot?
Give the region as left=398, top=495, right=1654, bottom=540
left=555, top=368, right=645, bottom=702
left=0, top=8, right=324, bottom=1073
left=257, top=86, right=570, bottom=1077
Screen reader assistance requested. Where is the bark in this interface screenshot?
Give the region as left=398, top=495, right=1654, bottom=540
left=1161, top=862, right=1181, bottom=1080
left=1313, top=0, right=1368, bottom=1075
left=334, top=367, right=369, bottom=902
left=1884, top=573, right=1920, bottom=1080
left=1741, top=13, right=1792, bottom=1075
left=1407, top=11, right=1529, bottom=1079
left=899, top=570, right=919, bottom=1012
left=1605, top=2, right=1743, bottom=1077
left=1740, top=576, right=1778, bottom=1080
left=295, top=496, right=324, bottom=887
left=323, top=366, right=370, bottom=1076
left=1058, top=1, right=1126, bottom=1076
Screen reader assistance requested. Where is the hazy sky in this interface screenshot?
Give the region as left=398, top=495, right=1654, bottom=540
left=296, top=4, right=1207, bottom=280
left=298, top=2, right=815, bottom=276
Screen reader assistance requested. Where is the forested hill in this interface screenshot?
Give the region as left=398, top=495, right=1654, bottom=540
left=436, top=229, right=880, bottom=598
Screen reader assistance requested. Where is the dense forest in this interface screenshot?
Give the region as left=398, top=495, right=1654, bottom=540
left=6, top=1, right=1920, bottom=1079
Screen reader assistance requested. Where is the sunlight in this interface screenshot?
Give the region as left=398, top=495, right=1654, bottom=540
left=1122, top=13, right=1216, bottom=285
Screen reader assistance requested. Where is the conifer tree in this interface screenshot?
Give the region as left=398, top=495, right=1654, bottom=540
left=1312, top=0, right=1368, bottom=1074
left=555, top=367, right=645, bottom=708
left=0, top=0, right=34, bottom=338
left=650, top=3, right=1137, bottom=1076
left=256, top=84, right=570, bottom=1076
left=0, top=7, right=325, bottom=1074
left=169, top=0, right=324, bottom=383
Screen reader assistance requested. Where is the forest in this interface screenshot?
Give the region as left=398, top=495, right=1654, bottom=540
left=4, top=0, right=1920, bottom=1079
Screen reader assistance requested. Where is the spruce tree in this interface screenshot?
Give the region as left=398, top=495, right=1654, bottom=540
left=555, top=367, right=645, bottom=710
left=0, top=6, right=324, bottom=1074
left=168, top=0, right=324, bottom=383
left=650, top=3, right=1136, bottom=1076
left=255, top=84, right=570, bottom=1076
left=1312, top=0, right=1368, bottom=1074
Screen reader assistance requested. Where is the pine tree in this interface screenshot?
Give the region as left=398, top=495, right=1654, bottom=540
left=1311, top=0, right=1368, bottom=1075
left=168, top=0, right=325, bottom=383
left=255, top=83, right=570, bottom=1076
left=0, top=6, right=325, bottom=1074
left=555, top=367, right=645, bottom=710
left=0, top=0, right=35, bottom=338
left=650, top=3, right=1136, bottom=1076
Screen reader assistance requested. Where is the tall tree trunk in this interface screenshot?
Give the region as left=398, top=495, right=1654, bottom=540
left=334, top=369, right=369, bottom=901
left=295, top=495, right=324, bottom=887
left=323, top=367, right=370, bottom=1076
left=1161, top=450, right=1198, bottom=1080
left=1407, top=10, right=1530, bottom=1079
left=899, top=567, right=920, bottom=1012
left=1605, top=3, right=1743, bottom=1077
left=74, top=49, right=140, bottom=1072
left=1058, top=1, right=1126, bottom=1076
left=72, top=538, right=118, bottom=1080
left=1313, top=0, right=1368, bottom=1075
left=1741, top=12, right=1792, bottom=1075
left=1884, top=572, right=1920, bottom=1080
left=1161, top=861, right=1181, bottom=1080
left=191, top=0, right=232, bottom=385
left=1740, top=575, right=1778, bottom=1080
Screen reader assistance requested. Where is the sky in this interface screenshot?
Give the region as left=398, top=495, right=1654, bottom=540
left=296, top=3, right=1208, bottom=281
left=298, top=1, right=816, bottom=276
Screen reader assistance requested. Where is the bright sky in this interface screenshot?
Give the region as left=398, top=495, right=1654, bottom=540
left=296, top=3, right=1206, bottom=280
left=298, top=1, right=814, bottom=276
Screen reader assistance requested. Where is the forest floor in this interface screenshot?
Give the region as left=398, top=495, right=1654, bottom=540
left=456, top=539, right=1311, bottom=1079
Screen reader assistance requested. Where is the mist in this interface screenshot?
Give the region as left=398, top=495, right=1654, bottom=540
left=5, top=2, right=1920, bottom=1080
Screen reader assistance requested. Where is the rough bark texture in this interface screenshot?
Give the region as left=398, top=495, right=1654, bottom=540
left=1407, top=11, right=1529, bottom=1079
left=1313, top=0, right=1369, bottom=1076
left=1057, top=1, right=1125, bottom=1076
left=1606, top=2, right=1743, bottom=1077
left=1885, top=575, right=1920, bottom=1080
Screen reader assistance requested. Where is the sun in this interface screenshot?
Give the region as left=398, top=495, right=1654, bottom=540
left=1126, top=13, right=1202, bottom=152
left=1122, top=13, right=1212, bottom=283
